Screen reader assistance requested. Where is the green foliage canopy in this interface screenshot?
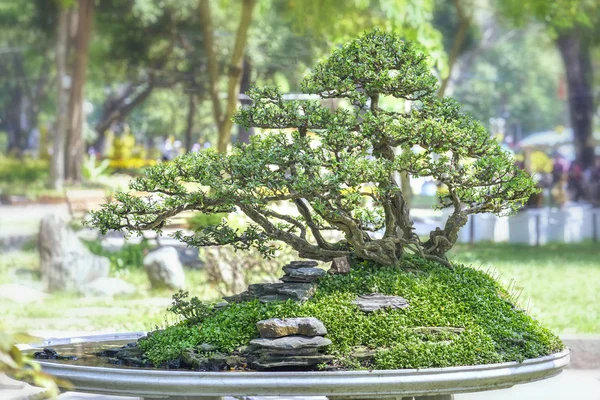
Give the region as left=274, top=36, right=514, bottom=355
left=90, top=30, right=537, bottom=267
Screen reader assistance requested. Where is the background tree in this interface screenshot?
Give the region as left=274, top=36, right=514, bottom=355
left=434, top=0, right=475, bottom=97
left=499, top=0, right=599, bottom=168
left=90, top=31, right=537, bottom=267
left=89, top=0, right=203, bottom=153
left=199, top=0, right=257, bottom=153
left=51, top=0, right=69, bottom=190
left=0, top=0, right=55, bottom=155
left=452, top=27, right=564, bottom=137
left=65, top=0, right=95, bottom=182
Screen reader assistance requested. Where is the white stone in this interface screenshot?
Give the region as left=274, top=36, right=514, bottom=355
left=39, top=214, right=110, bottom=292
left=143, top=247, right=185, bottom=290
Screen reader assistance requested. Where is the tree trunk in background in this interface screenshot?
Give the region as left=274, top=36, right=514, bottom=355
left=556, top=30, right=595, bottom=169
left=50, top=7, right=69, bottom=191
left=237, top=57, right=253, bottom=144
left=184, top=92, right=197, bottom=152
left=199, top=0, right=257, bottom=153
left=438, top=0, right=471, bottom=98
left=218, top=0, right=256, bottom=152
left=65, top=0, right=94, bottom=182
left=4, top=87, right=24, bottom=153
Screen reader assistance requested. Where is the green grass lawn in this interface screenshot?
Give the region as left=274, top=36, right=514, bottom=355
left=449, top=242, right=600, bottom=334
left=0, top=242, right=598, bottom=338
left=0, top=251, right=221, bottom=336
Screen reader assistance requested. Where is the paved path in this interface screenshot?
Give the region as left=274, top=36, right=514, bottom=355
left=3, top=369, right=599, bottom=400
left=0, top=204, right=70, bottom=237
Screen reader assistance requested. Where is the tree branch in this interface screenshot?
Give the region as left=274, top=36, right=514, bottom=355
left=240, top=204, right=349, bottom=261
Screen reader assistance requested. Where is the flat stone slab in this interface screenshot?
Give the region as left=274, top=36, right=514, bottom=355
left=276, top=283, right=316, bottom=300
left=281, top=267, right=327, bottom=282
left=352, top=293, right=409, bottom=312
left=225, top=282, right=316, bottom=303
left=285, top=261, right=319, bottom=269
left=257, top=318, right=327, bottom=338
left=250, top=336, right=332, bottom=351
left=251, top=354, right=335, bottom=370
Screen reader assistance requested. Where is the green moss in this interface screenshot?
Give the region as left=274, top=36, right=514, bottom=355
left=140, top=257, right=564, bottom=369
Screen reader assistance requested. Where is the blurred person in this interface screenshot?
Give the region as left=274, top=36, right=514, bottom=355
left=551, top=173, right=569, bottom=207
left=550, top=153, right=568, bottom=206
left=584, top=155, right=600, bottom=205
left=173, top=140, right=183, bottom=156
left=567, top=160, right=585, bottom=202
left=162, top=136, right=176, bottom=161
left=551, top=152, right=568, bottom=186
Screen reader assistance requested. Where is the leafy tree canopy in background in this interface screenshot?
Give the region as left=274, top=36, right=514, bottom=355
left=91, top=30, right=537, bottom=267
left=497, top=0, right=599, bottom=167
left=452, top=27, right=565, bottom=135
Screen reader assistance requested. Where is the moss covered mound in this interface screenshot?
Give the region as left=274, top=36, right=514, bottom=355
left=140, top=257, right=564, bottom=369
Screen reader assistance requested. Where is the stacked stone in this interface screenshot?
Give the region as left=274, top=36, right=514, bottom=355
left=223, top=261, right=326, bottom=304
left=246, top=317, right=333, bottom=370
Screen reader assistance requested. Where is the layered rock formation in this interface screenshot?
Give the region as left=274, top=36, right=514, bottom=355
left=246, top=317, right=333, bottom=370
left=223, top=261, right=325, bottom=304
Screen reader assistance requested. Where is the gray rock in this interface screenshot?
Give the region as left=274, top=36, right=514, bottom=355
left=181, top=349, right=208, bottom=369
left=198, top=343, right=218, bottom=352
left=410, top=326, right=464, bottom=335
left=352, top=293, right=409, bottom=312
left=250, top=354, right=334, bottom=370
left=143, top=247, right=185, bottom=290
left=257, top=318, right=327, bottom=338
left=224, top=281, right=316, bottom=303
left=350, top=346, right=377, bottom=362
left=277, top=283, right=316, bottom=301
left=250, top=336, right=332, bottom=351
left=174, top=246, right=202, bottom=268
left=281, top=267, right=326, bottom=282
left=84, top=277, right=136, bottom=297
left=39, top=214, right=110, bottom=292
left=329, top=256, right=351, bottom=275
left=116, top=345, right=142, bottom=360
left=286, top=260, right=318, bottom=268
left=247, top=282, right=285, bottom=295
left=225, top=355, right=246, bottom=368
left=258, top=294, right=294, bottom=303
left=222, top=292, right=254, bottom=304
left=256, top=347, right=321, bottom=356
left=181, top=349, right=231, bottom=371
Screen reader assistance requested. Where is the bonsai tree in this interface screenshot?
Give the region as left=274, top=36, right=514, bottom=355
left=91, top=29, right=537, bottom=268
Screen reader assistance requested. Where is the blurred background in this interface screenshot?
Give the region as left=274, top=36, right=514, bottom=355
left=0, top=1, right=599, bottom=397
